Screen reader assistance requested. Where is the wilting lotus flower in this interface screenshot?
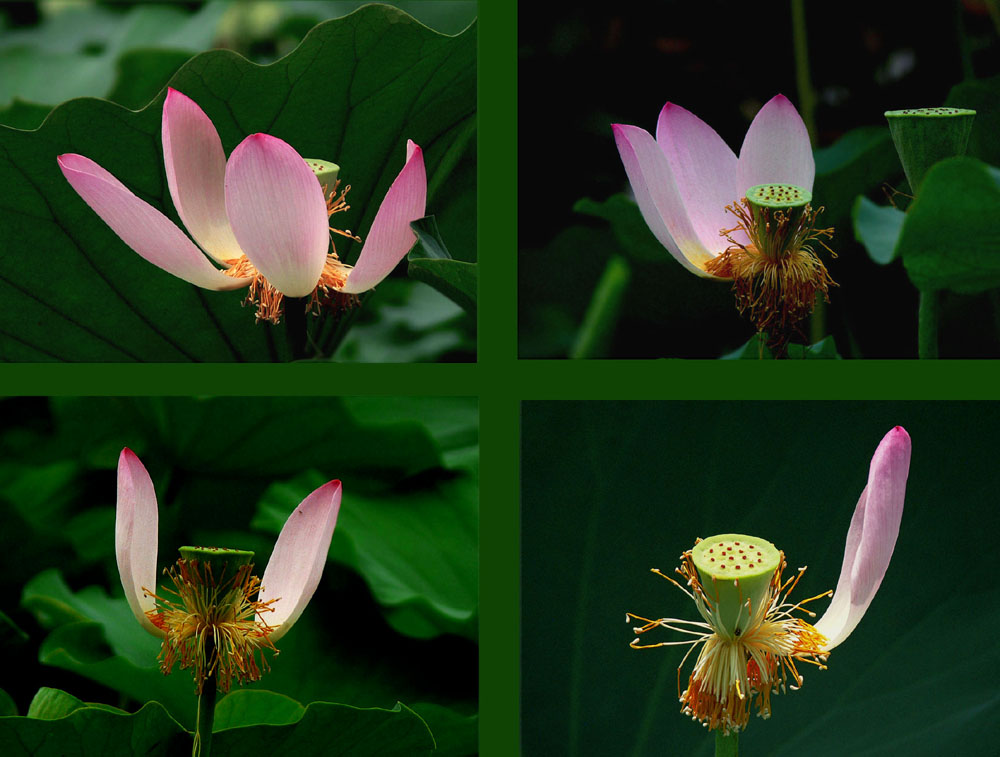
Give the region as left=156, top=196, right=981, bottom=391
left=626, top=426, right=910, bottom=735
left=58, top=88, right=426, bottom=324
left=613, top=95, right=835, bottom=349
left=116, top=448, right=340, bottom=692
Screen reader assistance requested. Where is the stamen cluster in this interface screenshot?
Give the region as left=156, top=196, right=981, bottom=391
left=627, top=544, right=832, bottom=735
left=145, top=558, right=278, bottom=693
left=705, top=198, right=836, bottom=355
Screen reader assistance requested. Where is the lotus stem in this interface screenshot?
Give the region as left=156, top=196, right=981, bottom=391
left=715, top=730, right=738, bottom=757
left=194, top=659, right=217, bottom=757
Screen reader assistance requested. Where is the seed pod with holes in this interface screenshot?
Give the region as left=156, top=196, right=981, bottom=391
left=691, top=534, right=782, bottom=638
left=884, top=107, right=976, bottom=194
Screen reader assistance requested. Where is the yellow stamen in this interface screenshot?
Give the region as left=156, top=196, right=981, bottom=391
left=705, top=197, right=837, bottom=355
left=144, top=558, right=278, bottom=693
left=628, top=545, right=832, bottom=735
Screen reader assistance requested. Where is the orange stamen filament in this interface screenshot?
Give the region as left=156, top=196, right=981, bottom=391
left=627, top=545, right=833, bottom=735
left=143, top=558, right=279, bottom=694
left=704, top=197, right=837, bottom=354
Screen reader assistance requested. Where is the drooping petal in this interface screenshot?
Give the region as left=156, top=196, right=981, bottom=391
left=115, top=448, right=164, bottom=637
left=259, top=479, right=341, bottom=642
left=57, top=154, right=250, bottom=291
left=656, top=102, right=745, bottom=252
left=161, top=88, right=245, bottom=265
left=814, top=426, right=911, bottom=651
left=225, top=133, right=330, bottom=298
left=339, top=140, right=427, bottom=294
left=612, top=123, right=720, bottom=278
left=737, top=94, right=815, bottom=193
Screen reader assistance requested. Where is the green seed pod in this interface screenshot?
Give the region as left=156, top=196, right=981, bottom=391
left=691, top=534, right=781, bottom=638
left=744, top=184, right=812, bottom=260
left=884, top=107, right=976, bottom=195
left=178, top=546, right=254, bottom=576
left=303, top=158, right=341, bottom=200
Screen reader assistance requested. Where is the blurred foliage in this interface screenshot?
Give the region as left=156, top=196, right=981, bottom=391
left=522, top=401, right=1000, bottom=756
left=720, top=333, right=841, bottom=359
left=519, top=3, right=1000, bottom=358
left=0, top=2, right=477, bottom=362
left=0, top=396, right=478, bottom=754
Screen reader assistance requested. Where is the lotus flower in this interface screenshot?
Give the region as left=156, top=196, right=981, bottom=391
left=626, top=426, right=910, bottom=734
left=58, top=88, right=426, bottom=323
left=612, top=94, right=814, bottom=278
left=116, top=448, right=341, bottom=691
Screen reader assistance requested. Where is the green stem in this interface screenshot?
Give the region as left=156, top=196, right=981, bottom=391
left=792, top=0, right=826, bottom=347
left=569, top=254, right=630, bottom=359
left=319, top=297, right=365, bottom=359
left=918, top=289, right=939, bottom=359
left=791, top=0, right=817, bottom=145
left=285, top=296, right=308, bottom=360
left=715, top=730, right=738, bottom=757
left=194, top=667, right=217, bottom=757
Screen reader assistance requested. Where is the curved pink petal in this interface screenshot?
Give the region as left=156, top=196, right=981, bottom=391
left=612, top=123, right=720, bottom=278
left=225, top=134, right=329, bottom=298
left=814, top=426, right=911, bottom=651
left=339, top=140, right=427, bottom=294
left=115, top=449, right=164, bottom=638
left=259, top=479, right=341, bottom=642
left=656, top=102, right=744, bottom=252
left=162, top=88, right=244, bottom=265
left=737, top=94, right=815, bottom=194
left=57, top=154, right=250, bottom=291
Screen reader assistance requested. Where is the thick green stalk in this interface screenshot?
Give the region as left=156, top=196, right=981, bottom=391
left=285, top=296, right=308, bottom=360
left=569, top=254, right=630, bottom=359
left=715, top=730, right=738, bottom=757
left=194, top=665, right=217, bottom=757
left=791, top=0, right=817, bottom=144
left=918, top=289, right=939, bottom=359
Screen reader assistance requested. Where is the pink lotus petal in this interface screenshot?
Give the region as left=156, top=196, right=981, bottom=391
left=259, top=480, right=341, bottom=642
left=737, top=94, right=815, bottom=194
left=115, top=449, right=164, bottom=638
left=162, top=88, right=244, bottom=265
left=339, top=140, right=427, bottom=294
left=814, top=427, right=911, bottom=651
left=58, top=154, right=250, bottom=291
left=656, top=102, right=745, bottom=252
left=225, top=134, right=329, bottom=298
left=612, top=123, right=720, bottom=278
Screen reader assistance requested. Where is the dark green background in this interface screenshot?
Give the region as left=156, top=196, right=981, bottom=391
left=522, top=401, right=1000, bottom=756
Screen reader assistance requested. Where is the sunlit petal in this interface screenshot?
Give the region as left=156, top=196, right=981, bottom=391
left=814, top=426, right=911, bottom=650
left=58, top=154, right=249, bottom=291
left=737, top=94, right=815, bottom=193
left=259, top=480, right=342, bottom=642
left=656, top=102, right=745, bottom=251
left=612, top=123, right=719, bottom=278
left=162, top=88, right=244, bottom=264
left=115, top=448, right=164, bottom=638
left=340, top=140, right=427, bottom=294
left=225, top=134, right=330, bottom=298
